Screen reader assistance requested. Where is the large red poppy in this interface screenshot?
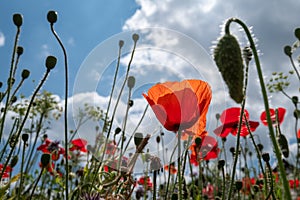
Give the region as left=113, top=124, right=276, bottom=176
left=37, top=138, right=65, bottom=161
left=190, top=135, right=220, bottom=166
left=143, top=79, right=212, bottom=134
left=69, top=138, right=88, bottom=153
left=213, top=107, right=259, bottom=137
left=260, top=107, right=286, bottom=126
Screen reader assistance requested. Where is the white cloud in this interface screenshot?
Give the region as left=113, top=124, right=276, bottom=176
left=0, top=32, right=5, bottom=46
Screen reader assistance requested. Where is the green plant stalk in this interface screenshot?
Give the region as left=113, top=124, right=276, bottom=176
left=265, top=161, right=277, bottom=200
left=50, top=23, right=69, bottom=200
left=225, top=17, right=292, bottom=200
left=29, top=167, right=45, bottom=200
left=0, top=118, right=18, bottom=163
left=177, top=130, right=182, bottom=199
left=221, top=166, right=226, bottom=200
left=288, top=55, right=300, bottom=81
left=0, top=69, right=51, bottom=180
left=0, top=26, right=20, bottom=142
left=153, top=170, right=157, bottom=200
left=17, top=138, right=27, bottom=199
left=165, top=144, right=178, bottom=199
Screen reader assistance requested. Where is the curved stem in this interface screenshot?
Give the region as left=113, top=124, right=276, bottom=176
left=50, top=23, right=69, bottom=199
left=225, top=17, right=292, bottom=200
left=288, top=55, right=300, bottom=81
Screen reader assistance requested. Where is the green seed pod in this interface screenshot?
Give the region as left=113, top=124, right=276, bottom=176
left=13, top=13, right=23, bottom=27
left=10, top=155, right=19, bottom=168
left=47, top=11, right=58, bottom=24
left=213, top=34, right=244, bottom=103
left=127, top=76, right=135, bottom=89
left=45, top=56, right=57, bottom=70
left=235, top=181, right=243, bottom=191
left=22, top=133, right=29, bottom=142
left=134, top=132, right=143, bottom=147
left=21, top=69, right=30, bottom=79
left=262, top=152, right=270, bottom=162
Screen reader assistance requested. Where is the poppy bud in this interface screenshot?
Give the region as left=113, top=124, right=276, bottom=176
left=10, top=155, right=19, bottom=168
left=22, top=133, right=29, bottom=143
left=13, top=13, right=23, bottom=27
left=115, top=127, right=121, bottom=135
left=292, top=96, right=298, bottom=107
left=229, top=147, right=235, bottom=154
left=47, top=11, right=58, bottom=24
left=195, top=137, right=202, bottom=146
left=262, top=152, right=270, bottom=162
left=11, top=96, right=17, bottom=103
left=17, top=46, right=24, bottom=56
left=248, top=151, right=253, bottom=157
left=132, top=33, right=139, bottom=42
left=128, top=100, right=134, bottom=107
left=213, top=33, right=244, bottom=103
left=21, top=69, right=30, bottom=79
left=257, top=144, right=263, bottom=152
left=215, top=113, right=220, bottom=120
left=127, top=76, right=135, bottom=89
left=295, top=28, right=300, bottom=40
left=235, top=180, right=243, bottom=191
left=284, top=45, right=292, bottom=57
left=134, top=132, right=143, bottom=147
left=45, top=55, right=57, bottom=70
left=156, top=136, right=160, bottom=143
left=41, top=154, right=51, bottom=168
left=217, top=159, right=225, bottom=169
left=294, top=109, right=300, bottom=119
left=119, top=40, right=124, bottom=48
left=253, top=184, right=259, bottom=193
left=0, top=81, right=2, bottom=88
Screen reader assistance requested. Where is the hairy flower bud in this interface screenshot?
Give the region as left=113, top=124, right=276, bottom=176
left=45, top=56, right=57, bottom=70
left=17, top=46, right=24, bottom=56
left=21, top=69, right=30, bottom=79
left=13, top=13, right=23, bottom=27
left=213, top=34, right=244, bottom=103
left=47, top=11, right=58, bottom=24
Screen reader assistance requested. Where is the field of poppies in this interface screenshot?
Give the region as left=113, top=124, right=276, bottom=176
left=0, top=11, right=300, bottom=200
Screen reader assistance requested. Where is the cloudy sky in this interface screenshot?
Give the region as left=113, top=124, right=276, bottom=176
left=1, top=0, right=300, bottom=173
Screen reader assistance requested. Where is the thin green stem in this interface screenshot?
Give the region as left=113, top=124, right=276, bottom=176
left=50, top=23, right=69, bottom=200
left=288, top=55, right=300, bottom=81
left=29, top=167, right=44, bottom=200
left=177, top=130, right=182, bottom=199
left=17, top=138, right=27, bottom=199
left=225, top=17, right=292, bottom=200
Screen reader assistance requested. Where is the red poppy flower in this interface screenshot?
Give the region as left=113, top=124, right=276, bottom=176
left=190, top=135, right=220, bottom=166
left=37, top=138, right=65, bottom=161
left=69, top=138, right=88, bottom=152
left=213, top=107, right=259, bottom=137
left=164, top=163, right=177, bottom=174
left=137, top=176, right=153, bottom=190
left=106, top=141, right=117, bottom=155
left=143, top=79, right=212, bottom=134
left=0, top=164, right=12, bottom=179
left=260, top=107, right=286, bottom=126
left=297, top=129, right=300, bottom=139
left=289, top=179, right=300, bottom=188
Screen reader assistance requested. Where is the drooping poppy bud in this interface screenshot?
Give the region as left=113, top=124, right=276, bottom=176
left=13, top=13, right=23, bottom=27
left=17, top=46, right=24, bottom=56
left=294, top=28, right=300, bottom=40
left=10, top=155, right=19, bottom=168
left=213, top=34, right=244, bottom=103
left=21, top=69, right=30, bottom=79
left=45, top=56, right=57, bottom=70
left=284, top=45, right=292, bottom=57
left=47, top=11, right=58, bottom=24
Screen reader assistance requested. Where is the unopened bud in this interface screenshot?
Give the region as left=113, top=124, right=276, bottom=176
left=47, top=11, right=58, bottom=24
left=45, top=56, right=57, bottom=70
left=17, top=46, right=24, bottom=56
left=262, top=152, right=270, bottom=162
left=22, top=133, right=29, bottom=142
left=284, top=45, right=292, bottom=57
left=41, top=154, right=51, bottom=167
left=10, top=155, right=19, bottom=168
left=295, top=28, right=300, bottom=40
left=127, top=76, right=135, bottom=89
left=13, top=13, right=23, bottom=27
left=21, top=69, right=30, bottom=79
left=132, top=33, right=139, bottom=42
left=119, top=40, right=124, bottom=48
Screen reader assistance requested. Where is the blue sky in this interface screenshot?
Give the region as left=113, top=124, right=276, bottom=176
left=1, top=0, right=300, bottom=173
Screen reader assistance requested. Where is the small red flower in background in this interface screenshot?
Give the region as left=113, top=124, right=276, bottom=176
left=37, top=138, right=65, bottom=161
left=164, top=163, right=177, bottom=174
left=143, top=79, right=212, bottom=134
left=260, top=107, right=286, bottom=126
left=297, top=129, right=300, bottom=139
left=289, top=179, right=300, bottom=188
left=190, top=135, right=220, bottom=166
left=137, top=176, right=153, bottom=190
left=39, top=162, right=55, bottom=174
left=69, top=138, right=88, bottom=152
left=0, top=164, right=12, bottom=179
left=213, top=107, right=259, bottom=137
left=105, top=141, right=117, bottom=155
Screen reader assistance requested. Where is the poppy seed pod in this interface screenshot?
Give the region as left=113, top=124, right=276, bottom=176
left=295, top=28, right=300, bottom=40
left=47, top=11, right=58, bottom=24
left=10, top=155, right=19, bottom=168
left=0, top=82, right=2, bottom=88
left=41, top=154, right=51, bottom=168
left=132, top=33, right=139, bottom=42
left=13, top=13, right=23, bottom=27
left=284, top=45, right=292, bottom=57
left=119, top=40, right=124, bottom=48
left=45, top=56, right=57, bottom=70
left=217, top=159, right=225, bottom=169
left=128, top=100, right=134, bottom=107
left=21, top=69, right=30, bottom=79
left=235, top=181, right=243, bottom=191
left=195, top=137, right=202, bottom=146
left=115, top=127, right=121, bottom=135
left=11, top=96, right=17, bottom=104
left=127, top=76, right=135, bottom=89
left=156, top=136, right=160, bottom=143
left=17, top=46, right=24, bottom=56
left=213, top=33, right=244, bottom=103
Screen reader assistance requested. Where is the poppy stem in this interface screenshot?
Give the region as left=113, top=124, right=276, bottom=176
left=177, top=130, right=182, bottom=199
left=225, top=18, right=292, bottom=200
